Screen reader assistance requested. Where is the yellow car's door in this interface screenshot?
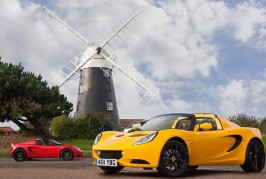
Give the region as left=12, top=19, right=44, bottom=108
left=191, top=129, right=235, bottom=160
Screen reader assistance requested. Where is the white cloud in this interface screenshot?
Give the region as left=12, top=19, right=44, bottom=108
left=229, top=1, right=266, bottom=48
left=250, top=80, right=266, bottom=105
left=219, top=80, right=248, bottom=115
left=218, top=79, right=266, bottom=117
left=0, top=0, right=266, bottom=130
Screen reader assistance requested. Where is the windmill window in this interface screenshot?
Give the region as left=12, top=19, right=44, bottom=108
left=106, top=102, right=113, bottom=111
left=79, top=84, right=84, bottom=94
left=103, top=69, right=110, bottom=77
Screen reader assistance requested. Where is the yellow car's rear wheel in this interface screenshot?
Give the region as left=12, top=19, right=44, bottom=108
left=157, top=140, right=188, bottom=176
left=241, top=139, right=265, bottom=172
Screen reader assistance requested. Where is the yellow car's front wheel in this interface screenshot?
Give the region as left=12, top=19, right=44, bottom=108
left=157, top=140, right=189, bottom=177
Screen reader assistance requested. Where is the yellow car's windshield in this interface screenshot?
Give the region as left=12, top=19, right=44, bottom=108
left=140, top=114, right=194, bottom=131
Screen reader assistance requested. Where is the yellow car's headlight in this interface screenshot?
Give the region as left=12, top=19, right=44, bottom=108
left=133, top=132, right=158, bottom=145
left=94, top=133, right=102, bottom=145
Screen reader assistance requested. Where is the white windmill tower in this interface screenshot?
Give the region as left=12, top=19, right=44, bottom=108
left=41, top=5, right=159, bottom=125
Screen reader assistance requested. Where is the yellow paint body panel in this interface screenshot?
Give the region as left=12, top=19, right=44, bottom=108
left=92, top=113, right=264, bottom=168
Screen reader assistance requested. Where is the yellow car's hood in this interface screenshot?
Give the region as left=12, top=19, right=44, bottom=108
left=95, top=131, right=156, bottom=150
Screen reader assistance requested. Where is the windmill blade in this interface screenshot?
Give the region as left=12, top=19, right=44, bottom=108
left=49, top=48, right=98, bottom=88
left=100, top=9, right=147, bottom=53
left=100, top=53, right=159, bottom=99
left=40, top=5, right=91, bottom=46
left=49, top=52, right=82, bottom=90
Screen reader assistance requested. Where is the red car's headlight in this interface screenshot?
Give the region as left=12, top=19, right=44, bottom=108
left=73, top=146, right=82, bottom=151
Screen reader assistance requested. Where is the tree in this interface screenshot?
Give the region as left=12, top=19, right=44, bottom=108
left=0, top=61, right=73, bottom=144
left=229, top=114, right=259, bottom=128
left=259, top=117, right=266, bottom=135
left=50, top=115, right=75, bottom=139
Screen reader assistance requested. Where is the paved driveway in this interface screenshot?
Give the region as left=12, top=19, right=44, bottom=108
left=0, top=158, right=265, bottom=179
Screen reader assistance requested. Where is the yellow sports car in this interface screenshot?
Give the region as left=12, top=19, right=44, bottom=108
left=92, top=113, right=265, bottom=176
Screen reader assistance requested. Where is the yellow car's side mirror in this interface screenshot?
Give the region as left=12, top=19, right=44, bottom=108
left=200, top=122, right=213, bottom=131
left=133, top=126, right=140, bottom=131
left=194, top=124, right=200, bottom=132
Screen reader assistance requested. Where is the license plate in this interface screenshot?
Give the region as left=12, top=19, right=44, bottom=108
left=96, top=159, right=117, bottom=167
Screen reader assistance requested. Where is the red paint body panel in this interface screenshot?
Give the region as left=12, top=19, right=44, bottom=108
left=10, top=138, right=83, bottom=159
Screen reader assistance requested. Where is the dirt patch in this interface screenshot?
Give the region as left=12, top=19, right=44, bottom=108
left=0, top=135, right=33, bottom=149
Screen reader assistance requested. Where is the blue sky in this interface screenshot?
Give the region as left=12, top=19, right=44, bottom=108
left=0, top=0, right=266, bottom=130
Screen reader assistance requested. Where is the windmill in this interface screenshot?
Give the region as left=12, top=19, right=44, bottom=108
left=41, top=5, right=159, bottom=125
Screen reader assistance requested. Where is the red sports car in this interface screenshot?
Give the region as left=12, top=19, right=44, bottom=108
left=10, top=138, right=83, bottom=162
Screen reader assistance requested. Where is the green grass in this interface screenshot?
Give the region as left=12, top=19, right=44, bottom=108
left=1, top=135, right=265, bottom=157
left=0, top=149, right=10, bottom=157
left=0, top=135, right=94, bottom=157
left=0, top=135, right=33, bottom=157
left=60, top=138, right=94, bottom=157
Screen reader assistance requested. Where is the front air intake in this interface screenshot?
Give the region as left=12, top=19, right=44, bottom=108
left=130, top=159, right=150, bottom=164
left=99, top=151, right=123, bottom=159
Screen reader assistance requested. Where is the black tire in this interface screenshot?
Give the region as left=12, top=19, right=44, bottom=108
left=157, top=140, right=188, bottom=177
left=61, top=149, right=74, bottom=161
left=99, top=166, right=124, bottom=173
left=13, top=149, right=26, bottom=162
left=188, top=166, right=199, bottom=170
left=241, top=140, right=265, bottom=172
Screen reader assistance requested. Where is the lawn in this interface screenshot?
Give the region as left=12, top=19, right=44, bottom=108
left=60, top=138, right=94, bottom=157
left=1, top=135, right=266, bottom=157
left=0, top=135, right=93, bottom=157
left=0, top=135, right=33, bottom=157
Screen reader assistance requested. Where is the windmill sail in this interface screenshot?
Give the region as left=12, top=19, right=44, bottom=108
left=100, top=53, right=159, bottom=100
left=40, top=5, right=159, bottom=122
left=100, top=9, right=147, bottom=52
left=42, top=6, right=158, bottom=100
left=49, top=52, right=83, bottom=92
left=41, top=5, right=90, bottom=45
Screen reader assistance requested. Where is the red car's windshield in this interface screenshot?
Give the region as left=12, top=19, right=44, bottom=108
left=49, top=139, right=61, bottom=146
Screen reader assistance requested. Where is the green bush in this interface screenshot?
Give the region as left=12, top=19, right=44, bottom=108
left=50, top=112, right=118, bottom=139
left=50, top=115, right=75, bottom=139
left=85, top=112, right=119, bottom=138
left=0, top=129, right=5, bottom=135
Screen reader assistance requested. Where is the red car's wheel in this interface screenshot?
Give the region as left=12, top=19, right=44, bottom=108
left=241, top=140, right=265, bottom=172
left=157, top=140, right=188, bottom=177
left=13, top=149, right=26, bottom=162
left=61, top=149, right=74, bottom=161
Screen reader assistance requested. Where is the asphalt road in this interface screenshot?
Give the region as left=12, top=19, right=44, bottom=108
left=0, top=158, right=265, bottom=179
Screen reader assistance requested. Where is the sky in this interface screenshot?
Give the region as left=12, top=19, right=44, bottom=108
left=0, top=0, right=266, bottom=130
